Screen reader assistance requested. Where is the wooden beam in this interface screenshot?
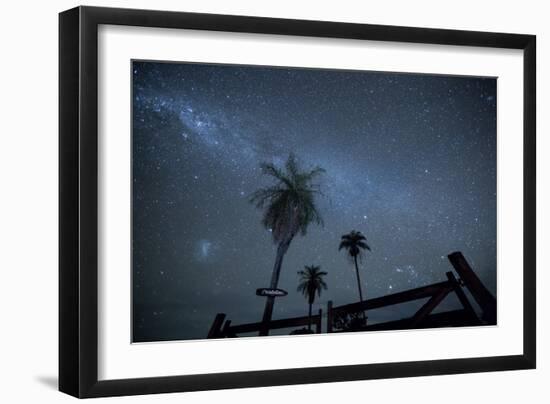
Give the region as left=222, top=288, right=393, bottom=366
left=409, top=286, right=452, bottom=327
left=206, top=313, right=226, bottom=339
left=353, top=309, right=477, bottom=332
left=227, top=313, right=321, bottom=334
left=446, top=271, right=481, bottom=324
left=448, top=252, right=496, bottom=323
left=332, top=280, right=453, bottom=314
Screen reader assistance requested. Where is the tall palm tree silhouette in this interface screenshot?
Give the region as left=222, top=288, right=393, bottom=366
left=297, top=265, right=328, bottom=331
left=250, top=154, right=324, bottom=336
left=339, top=230, right=371, bottom=304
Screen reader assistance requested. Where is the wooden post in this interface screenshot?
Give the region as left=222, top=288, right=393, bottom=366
left=327, top=301, right=333, bottom=333
left=220, top=320, right=232, bottom=338
left=448, top=252, right=496, bottom=323
left=316, top=309, right=322, bottom=334
left=445, top=271, right=480, bottom=324
left=207, top=313, right=226, bottom=339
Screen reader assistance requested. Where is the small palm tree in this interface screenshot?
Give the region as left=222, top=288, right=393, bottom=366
left=339, top=230, right=371, bottom=304
left=250, top=154, right=325, bottom=335
left=297, top=265, right=328, bottom=331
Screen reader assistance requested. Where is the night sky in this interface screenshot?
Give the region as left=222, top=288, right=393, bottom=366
left=132, top=61, right=496, bottom=342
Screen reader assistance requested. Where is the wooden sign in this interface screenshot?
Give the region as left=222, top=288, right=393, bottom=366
left=256, top=288, right=288, bottom=297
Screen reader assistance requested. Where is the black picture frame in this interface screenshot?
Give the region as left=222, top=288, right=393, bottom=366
left=59, top=5, right=536, bottom=398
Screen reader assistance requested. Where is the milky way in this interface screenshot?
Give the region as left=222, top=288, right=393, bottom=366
left=132, top=61, right=497, bottom=342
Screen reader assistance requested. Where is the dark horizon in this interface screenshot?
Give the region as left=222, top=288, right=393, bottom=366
left=132, top=60, right=497, bottom=342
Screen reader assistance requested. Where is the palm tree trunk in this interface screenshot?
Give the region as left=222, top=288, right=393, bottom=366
left=308, top=303, right=312, bottom=331
left=354, top=255, right=364, bottom=302
left=259, top=239, right=291, bottom=336
left=354, top=255, right=367, bottom=321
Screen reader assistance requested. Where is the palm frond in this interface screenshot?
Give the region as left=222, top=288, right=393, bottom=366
left=250, top=154, right=325, bottom=244
left=285, top=153, right=299, bottom=179
left=259, top=162, right=294, bottom=189
left=356, top=240, right=371, bottom=251
left=248, top=186, right=285, bottom=207
left=296, top=264, right=328, bottom=303
left=339, top=230, right=372, bottom=257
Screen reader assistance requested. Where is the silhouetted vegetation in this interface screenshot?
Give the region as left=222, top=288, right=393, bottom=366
left=297, top=265, right=328, bottom=331
left=289, top=328, right=314, bottom=335
left=250, top=154, right=325, bottom=335
left=339, top=230, right=371, bottom=319
left=333, top=311, right=368, bottom=331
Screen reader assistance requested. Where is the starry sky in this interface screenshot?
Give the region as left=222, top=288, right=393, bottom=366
left=131, top=60, right=497, bottom=342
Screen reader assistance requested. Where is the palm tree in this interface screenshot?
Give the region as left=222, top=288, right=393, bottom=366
left=250, top=154, right=324, bottom=336
left=339, top=230, right=371, bottom=304
left=297, top=265, right=328, bottom=331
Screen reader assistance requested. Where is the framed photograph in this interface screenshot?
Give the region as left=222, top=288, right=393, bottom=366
left=59, top=6, right=536, bottom=398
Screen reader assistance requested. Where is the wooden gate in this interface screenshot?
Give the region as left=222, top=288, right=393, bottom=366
left=327, top=252, right=496, bottom=332
left=207, top=251, right=496, bottom=338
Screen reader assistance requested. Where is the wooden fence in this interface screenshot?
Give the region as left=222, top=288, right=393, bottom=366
left=207, top=251, right=496, bottom=338
left=208, top=309, right=322, bottom=339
